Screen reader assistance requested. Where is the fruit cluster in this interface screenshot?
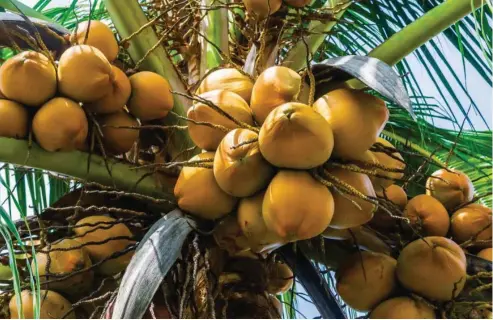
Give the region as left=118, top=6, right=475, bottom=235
left=0, top=21, right=173, bottom=155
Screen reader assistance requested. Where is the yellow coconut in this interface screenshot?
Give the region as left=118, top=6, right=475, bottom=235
left=98, top=111, right=139, bottom=155
left=70, top=20, right=119, bottom=62
left=313, top=88, right=389, bottom=160
left=326, top=167, right=376, bottom=229
left=263, top=170, right=334, bottom=241
left=74, top=215, right=135, bottom=276
left=242, top=0, right=282, bottom=19
left=9, top=290, right=75, bottom=319
left=396, top=236, right=467, bottom=301
left=267, top=261, right=294, bottom=295
left=285, top=0, right=311, bottom=7
left=84, top=66, right=130, bottom=114
left=259, top=102, right=334, bottom=169
left=33, top=238, right=93, bottom=296
left=174, top=152, right=237, bottom=220
left=33, top=97, right=88, bottom=152
left=0, top=100, right=28, bottom=139
left=450, top=203, right=492, bottom=247
left=336, top=251, right=397, bottom=312
left=214, top=129, right=275, bottom=197
left=237, top=191, right=286, bottom=253
left=127, top=71, right=174, bottom=121
left=370, top=184, right=407, bottom=230
left=197, top=68, right=254, bottom=103
left=426, top=169, right=474, bottom=211
left=370, top=297, right=436, bottom=319
left=213, top=214, right=251, bottom=256
left=403, top=194, right=450, bottom=237
left=250, top=66, right=301, bottom=124
left=0, top=51, right=56, bottom=107
left=371, top=138, right=406, bottom=191
left=477, top=248, right=492, bottom=261
left=58, top=44, right=114, bottom=102
left=187, top=89, right=254, bottom=151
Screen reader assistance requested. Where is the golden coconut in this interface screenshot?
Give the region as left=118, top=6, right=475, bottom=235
left=396, top=236, right=467, bottom=301
left=403, top=194, right=450, bottom=237
left=33, top=238, right=93, bottom=296
left=33, top=97, right=88, bottom=152
left=370, top=184, right=407, bottom=230
left=370, top=297, right=436, bottom=319
left=197, top=68, right=254, bottom=103
left=477, top=248, right=492, bottom=261
left=371, top=138, right=406, bottom=191
left=0, top=51, right=56, bottom=107
left=242, top=0, right=282, bottom=19
left=285, top=0, right=311, bottom=7
left=213, top=214, right=251, bottom=256
left=336, top=251, right=397, bottom=312
left=9, top=290, right=75, bottom=319
left=326, top=167, right=376, bottom=229
left=58, top=44, right=114, bottom=102
left=127, top=71, right=174, bottom=121
left=74, top=215, right=135, bottom=276
left=187, top=89, right=254, bottom=151
left=259, top=102, right=334, bottom=169
left=98, top=111, right=139, bottom=155
left=267, top=261, right=294, bottom=295
left=0, top=100, right=28, bottom=139
left=237, top=191, right=286, bottom=253
left=70, top=20, right=119, bottom=62
left=250, top=66, right=301, bottom=124
left=313, top=88, right=389, bottom=160
left=263, top=170, right=334, bottom=241
left=174, top=152, right=237, bottom=220
left=85, top=66, right=130, bottom=114
left=426, top=169, right=474, bottom=211
left=214, top=128, right=275, bottom=197
left=450, top=203, right=492, bottom=247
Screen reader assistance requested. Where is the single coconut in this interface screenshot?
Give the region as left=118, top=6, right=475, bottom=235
left=403, top=194, right=450, bottom=237
left=0, top=51, right=56, bottom=106
left=263, top=170, right=334, bottom=241
left=237, top=190, right=286, bottom=253
left=242, top=0, right=282, bottom=19
left=97, top=111, right=139, bottom=155
left=369, top=297, right=436, bottom=319
left=0, top=100, right=28, bottom=138
left=267, top=261, right=294, bottom=295
left=70, top=20, right=119, bottom=62
left=259, top=102, right=334, bottom=169
left=33, top=238, right=93, bottom=296
left=426, top=169, right=474, bottom=211
left=477, top=248, right=492, bottom=261
left=396, top=236, right=467, bottom=301
left=85, top=66, right=130, bottom=114
left=197, top=68, right=254, bottom=103
left=336, top=251, right=397, bottom=312
left=33, top=97, right=88, bottom=151
left=313, top=88, right=389, bottom=160
left=326, top=167, right=376, bottom=229
left=74, top=215, right=135, bottom=275
left=214, top=128, right=275, bottom=197
left=213, top=214, right=251, bottom=256
left=285, top=0, right=311, bottom=7
left=187, top=89, right=254, bottom=150
left=450, top=203, right=492, bottom=247
left=370, top=184, right=407, bottom=230
left=9, top=290, right=75, bottom=319
left=174, top=152, right=237, bottom=220
left=371, top=138, right=406, bottom=191
left=58, top=44, right=114, bottom=102
left=250, top=66, right=301, bottom=124
left=127, top=71, right=174, bottom=121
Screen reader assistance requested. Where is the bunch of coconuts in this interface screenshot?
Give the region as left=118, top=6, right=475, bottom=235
left=0, top=20, right=173, bottom=156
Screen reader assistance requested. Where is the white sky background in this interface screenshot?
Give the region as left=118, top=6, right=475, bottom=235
left=8, top=0, right=493, bottom=318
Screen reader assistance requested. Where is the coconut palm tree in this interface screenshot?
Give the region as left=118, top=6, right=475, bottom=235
left=0, top=0, right=490, bottom=318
